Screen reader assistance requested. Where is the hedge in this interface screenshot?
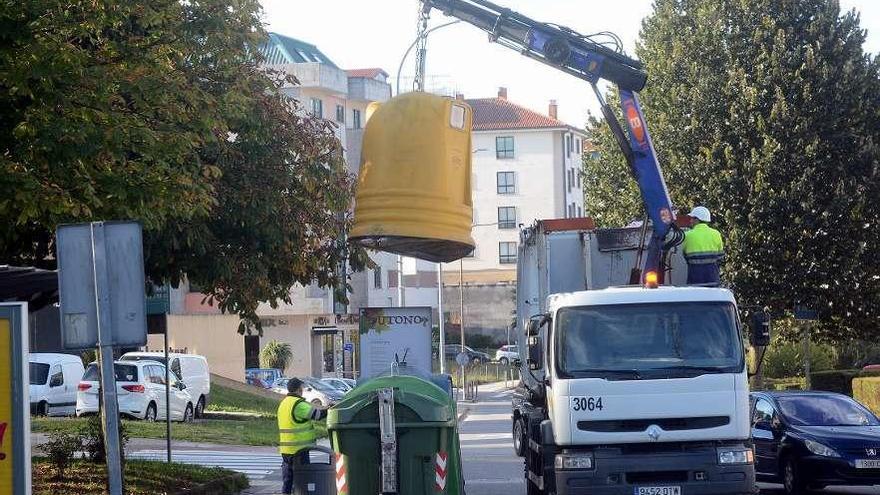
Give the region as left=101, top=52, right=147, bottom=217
left=809, top=369, right=880, bottom=396
left=853, top=377, right=880, bottom=416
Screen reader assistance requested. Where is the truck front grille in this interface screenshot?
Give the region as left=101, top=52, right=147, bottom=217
left=578, top=416, right=729, bottom=433
left=626, top=470, right=689, bottom=484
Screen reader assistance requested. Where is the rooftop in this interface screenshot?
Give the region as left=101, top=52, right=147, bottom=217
left=465, top=97, right=567, bottom=131
left=260, top=33, right=339, bottom=68
left=346, top=68, right=389, bottom=80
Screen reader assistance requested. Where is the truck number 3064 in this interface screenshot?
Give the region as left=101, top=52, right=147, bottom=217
left=571, top=396, right=603, bottom=411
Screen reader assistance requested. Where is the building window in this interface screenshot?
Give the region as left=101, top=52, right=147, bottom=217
left=496, top=171, right=515, bottom=194
left=497, top=207, right=516, bottom=229
left=496, top=136, right=514, bottom=159
left=335, top=104, right=345, bottom=123
left=352, top=109, right=362, bottom=129
left=577, top=205, right=583, bottom=217
left=499, top=242, right=517, bottom=264
left=575, top=137, right=581, bottom=153
left=311, top=98, right=323, bottom=118
left=566, top=135, right=571, bottom=156
left=373, top=268, right=382, bottom=289
left=577, top=170, right=582, bottom=189
left=567, top=169, right=573, bottom=193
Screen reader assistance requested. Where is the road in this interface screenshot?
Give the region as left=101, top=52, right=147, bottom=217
left=458, top=384, right=880, bottom=495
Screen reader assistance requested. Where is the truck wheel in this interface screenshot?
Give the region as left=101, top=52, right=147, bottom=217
left=500, top=357, right=509, bottom=366
left=195, top=396, right=205, bottom=418
left=38, top=401, right=49, bottom=416
left=513, top=418, right=526, bottom=457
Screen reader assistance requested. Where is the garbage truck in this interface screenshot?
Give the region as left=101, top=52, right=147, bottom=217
left=510, top=217, right=770, bottom=495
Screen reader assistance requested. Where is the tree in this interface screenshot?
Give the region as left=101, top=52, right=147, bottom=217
left=0, top=0, right=366, bottom=330
left=260, top=340, right=293, bottom=372
left=585, top=0, right=880, bottom=342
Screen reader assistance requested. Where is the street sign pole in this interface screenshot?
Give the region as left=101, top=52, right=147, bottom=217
left=438, top=263, right=445, bottom=374
left=91, top=223, right=124, bottom=495
left=164, top=326, right=171, bottom=462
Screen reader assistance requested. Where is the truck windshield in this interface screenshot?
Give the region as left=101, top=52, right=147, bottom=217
left=557, top=302, right=742, bottom=379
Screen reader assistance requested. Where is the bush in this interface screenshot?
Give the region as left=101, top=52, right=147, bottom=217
left=259, top=340, right=292, bottom=371
left=37, top=430, right=81, bottom=480
left=853, top=377, right=880, bottom=416
left=810, top=369, right=861, bottom=395
left=80, top=414, right=129, bottom=464
left=762, top=338, right=835, bottom=379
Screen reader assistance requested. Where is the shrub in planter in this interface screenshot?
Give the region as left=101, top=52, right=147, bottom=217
left=38, top=430, right=81, bottom=481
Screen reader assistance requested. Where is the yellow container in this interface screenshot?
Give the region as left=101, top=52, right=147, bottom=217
left=350, top=92, right=475, bottom=262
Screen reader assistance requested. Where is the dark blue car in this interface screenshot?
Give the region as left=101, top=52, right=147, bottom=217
left=751, top=391, right=880, bottom=494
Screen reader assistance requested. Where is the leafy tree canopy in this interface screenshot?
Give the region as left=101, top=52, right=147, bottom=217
left=0, top=0, right=367, bottom=331
left=585, top=0, right=880, bottom=342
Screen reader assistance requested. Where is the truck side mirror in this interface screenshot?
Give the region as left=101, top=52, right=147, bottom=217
left=527, top=336, right=543, bottom=370
left=749, top=311, right=771, bottom=347
left=527, top=313, right=549, bottom=336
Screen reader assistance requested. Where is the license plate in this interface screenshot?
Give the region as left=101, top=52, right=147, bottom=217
left=856, top=459, right=880, bottom=469
left=634, top=486, right=681, bottom=495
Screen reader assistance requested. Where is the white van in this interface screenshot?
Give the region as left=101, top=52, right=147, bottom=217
left=120, top=352, right=210, bottom=417
left=29, top=353, right=85, bottom=416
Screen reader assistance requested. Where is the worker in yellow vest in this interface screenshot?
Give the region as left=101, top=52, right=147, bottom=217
left=682, top=206, right=725, bottom=286
left=278, top=377, right=327, bottom=495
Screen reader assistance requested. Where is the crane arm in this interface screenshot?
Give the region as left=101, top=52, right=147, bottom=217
left=423, top=0, right=678, bottom=278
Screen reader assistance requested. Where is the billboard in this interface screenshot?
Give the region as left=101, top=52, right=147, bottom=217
left=0, top=303, right=30, bottom=494
left=359, top=307, right=432, bottom=379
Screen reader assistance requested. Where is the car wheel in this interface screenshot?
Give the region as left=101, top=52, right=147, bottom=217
left=311, top=399, right=323, bottom=407
left=195, top=396, right=205, bottom=418
left=144, top=402, right=157, bottom=422
left=472, top=357, right=482, bottom=365
left=513, top=418, right=526, bottom=457
left=183, top=403, right=194, bottom=423
left=38, top=401, right=49, bottom=417
left=500, top=357, right=509, bottom=366
left=783, top=456, right=807, bottom=495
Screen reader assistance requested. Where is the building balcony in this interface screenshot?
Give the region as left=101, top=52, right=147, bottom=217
left=348, top=77, right=392, bottom=102
left=275, top=62, right=348, bottom=95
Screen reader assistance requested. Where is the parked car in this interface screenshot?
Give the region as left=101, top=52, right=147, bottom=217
left=863, top=364, right=880, bottom=372
left=494, top=345, right=519, bottom=365
left=29, top=353, right=84, bottom=417
left=246, top=368, right=283, bottom=389
left=121, top=352, right=211, bottom=417
left=440, top=344, right=491, bottom=364
left=322, top=377, right=355, bottom=393
left=77, top=360, right=194, bottom=422
left=271, top=377, right=344, bottom=407
left=751, top=390, right=880, bottom=494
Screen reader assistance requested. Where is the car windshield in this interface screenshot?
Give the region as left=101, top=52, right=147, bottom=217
left=82, top=363, right=139, bottom=382
left=778, top=395, right=880, bottom=426
left=306, top=378, right=338, bottom=394
left=30, top=362, right=50, bottom=385
left=557, top=302, right=743, bottom=379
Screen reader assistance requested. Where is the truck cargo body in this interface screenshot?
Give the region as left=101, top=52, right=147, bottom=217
left=514, top=220, right=755, bottom=495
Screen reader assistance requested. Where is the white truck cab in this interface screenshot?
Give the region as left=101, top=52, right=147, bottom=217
left=514, top=220, right=764, bottom=495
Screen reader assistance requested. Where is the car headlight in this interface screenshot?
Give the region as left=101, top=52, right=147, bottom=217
left=804, top=439, right=840, bottom=458
left=717, top=447, right=754, bottom=465
left=554, top=453, right=593, bottom=470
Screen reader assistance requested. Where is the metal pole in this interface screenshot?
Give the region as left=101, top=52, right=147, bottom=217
left=397, top=255, right=405, bottom=307
left=459, top=259, right=465, bottom=400
left=438, top=263, right=445, bottom=374
left=803, top=323, right=812, bottom=389
left=91, top=222, right=124, bottom=495
left=164, top=325, right=171, bottom=462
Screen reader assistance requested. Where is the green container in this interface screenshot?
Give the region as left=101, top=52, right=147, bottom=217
left=328, top=374, right=464, bottom=494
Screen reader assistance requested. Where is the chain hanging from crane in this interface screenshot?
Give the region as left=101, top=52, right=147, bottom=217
left=413, top=1, right=431, bottom=91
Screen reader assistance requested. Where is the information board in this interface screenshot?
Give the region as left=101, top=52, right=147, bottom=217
left=359, top=307, right=432, bottom=379
left=0, top=303, right=30, bottom=495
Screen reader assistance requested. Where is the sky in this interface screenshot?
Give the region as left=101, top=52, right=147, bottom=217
left=261, top=0, right=880, bottom=126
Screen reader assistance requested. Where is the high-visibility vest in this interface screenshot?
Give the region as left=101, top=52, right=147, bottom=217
left=277, top=396, right=317, bottom=455
left=683, top=223, right=725, bottom=265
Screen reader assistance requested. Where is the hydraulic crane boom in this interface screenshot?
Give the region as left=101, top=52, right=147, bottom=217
left=423, top=0, right=679, bottom=279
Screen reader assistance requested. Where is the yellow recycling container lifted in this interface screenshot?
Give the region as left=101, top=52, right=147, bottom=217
left=349, top=92, right=475, bottom=263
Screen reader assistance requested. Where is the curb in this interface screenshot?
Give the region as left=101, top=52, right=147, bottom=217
left=172, top=473, right=248, bottom=495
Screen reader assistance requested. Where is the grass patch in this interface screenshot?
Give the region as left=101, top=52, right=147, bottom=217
left=33, top=457, right=247, bottom=494
left=208, top=383, right=279, bottom=417
left=33, top=416, right=279, bottom=447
